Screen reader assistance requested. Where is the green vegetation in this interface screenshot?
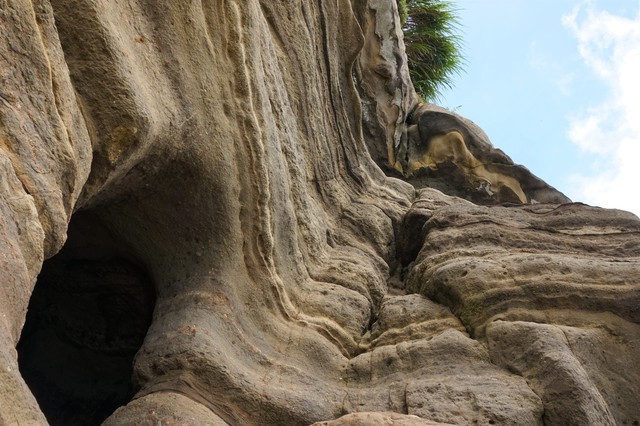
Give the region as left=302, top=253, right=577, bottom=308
left=397, top=0, right=464, bottom=101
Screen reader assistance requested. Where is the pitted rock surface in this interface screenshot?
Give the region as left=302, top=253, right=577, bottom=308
left=1, top=0, right=638, bottom=425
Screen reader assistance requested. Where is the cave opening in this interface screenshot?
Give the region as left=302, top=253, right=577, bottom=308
left=17, top=210, right=156, bottom=426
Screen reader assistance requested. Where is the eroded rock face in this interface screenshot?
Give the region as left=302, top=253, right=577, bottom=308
left=353, top=0, right=417, bottom=173
left=1, top=0, right=639, bottom=425
left=398, top=104, right=571, bottom=205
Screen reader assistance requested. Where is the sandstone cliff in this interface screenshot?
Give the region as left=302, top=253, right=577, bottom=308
left=0, top=1, right=638, bottom=425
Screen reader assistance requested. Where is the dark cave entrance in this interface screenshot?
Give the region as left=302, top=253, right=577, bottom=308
left=17, top=210, right=155, bottom=426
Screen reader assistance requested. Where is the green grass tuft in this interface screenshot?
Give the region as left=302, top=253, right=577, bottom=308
left=397, top=0, right=465, bottom=101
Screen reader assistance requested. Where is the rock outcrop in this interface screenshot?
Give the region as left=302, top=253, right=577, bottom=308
left=1, top=0, right=638, bottom=425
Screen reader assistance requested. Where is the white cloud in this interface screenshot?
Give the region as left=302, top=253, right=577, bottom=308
left=562, top=4, right=640, bottom=217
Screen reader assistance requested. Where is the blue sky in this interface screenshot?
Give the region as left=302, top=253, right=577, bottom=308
left=439, top=0, right=640, bottom=216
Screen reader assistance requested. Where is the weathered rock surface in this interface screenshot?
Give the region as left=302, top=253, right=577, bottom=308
left=312, top=412, right=454, bottom=425
left=0, top=0, right=638, bottom=425
left=401, top=104, right=571, bottom=205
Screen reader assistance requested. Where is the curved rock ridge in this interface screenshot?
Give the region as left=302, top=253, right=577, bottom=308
left=406, top=201, right=640, bottom=334
left=401, top=104, right=571, bottom=205
left=312, top=412, right=455, bottom=425
left=0, top=0, right=638, bottom=425
left=351, top=6, right=569, bottom=207
left=403, top=195, right=640, bottom=425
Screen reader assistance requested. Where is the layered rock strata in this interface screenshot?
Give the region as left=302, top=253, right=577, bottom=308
left=0, top=0, right=638, bottom=425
